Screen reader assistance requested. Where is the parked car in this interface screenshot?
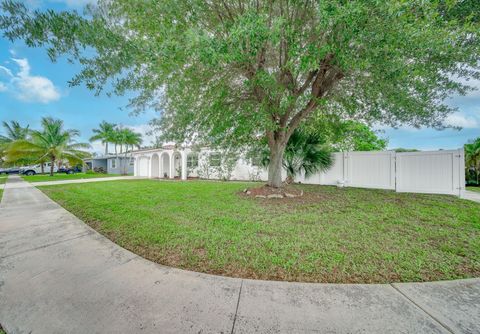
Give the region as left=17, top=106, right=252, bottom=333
left=0, top=167, right=21, bottom=175
left=20, top=163, right=58, bottom=176
left=58, top=165, right=82, bottom=174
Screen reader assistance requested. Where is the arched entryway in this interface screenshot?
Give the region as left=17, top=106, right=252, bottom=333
left=160, top=153, right=170, bottom=178
left=151, top=154, right=160, bottom=178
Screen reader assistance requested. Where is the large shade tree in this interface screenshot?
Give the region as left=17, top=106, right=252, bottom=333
left=1, top=0, right=479, bottom=187
left=261, top=129, right=333, bottom=184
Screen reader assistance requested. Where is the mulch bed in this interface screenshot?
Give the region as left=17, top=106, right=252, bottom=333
left=240, top=184, right=304, bottom=199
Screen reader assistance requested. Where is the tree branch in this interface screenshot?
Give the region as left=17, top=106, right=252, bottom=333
left=287, top=67, right=344, bottom=139
left=296, top=70, right=317, bottom=96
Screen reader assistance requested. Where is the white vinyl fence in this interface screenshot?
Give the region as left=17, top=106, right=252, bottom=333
left=135, top=147, right=465, bottom=197
left=296, top=149, right=465, bottom=197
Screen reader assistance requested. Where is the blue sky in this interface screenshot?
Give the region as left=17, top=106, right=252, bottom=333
left=0, top=0, right=479, bottom=153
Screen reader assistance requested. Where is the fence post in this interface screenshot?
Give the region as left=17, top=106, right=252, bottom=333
left=459, top=148, right=465, bottom=198
left=343, top=152, right=349, bottom=187
left=392, top=151, right=397, bottom=192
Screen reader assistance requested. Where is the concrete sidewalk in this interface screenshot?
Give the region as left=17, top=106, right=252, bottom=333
left=0, top=176, right=479, bottom=334
left=5, top=175, right=143, bottom=188
left=463, top=190, right=480, bottom=203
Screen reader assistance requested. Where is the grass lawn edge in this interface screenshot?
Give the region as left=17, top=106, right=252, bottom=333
left=39, top=179, right=480, bottom=284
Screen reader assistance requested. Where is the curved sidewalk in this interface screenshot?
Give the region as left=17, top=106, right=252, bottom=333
left=0, top=176, right=478, bottom=334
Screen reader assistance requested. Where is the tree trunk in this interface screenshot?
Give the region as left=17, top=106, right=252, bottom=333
left=105, top=142, right=108, bottom=156
left=267, top=142, right=286, bottom=188
left=50, top=158, right=55, bottom=176
left=123, top=148, right=129, bottom=175
left=41, top=163, right=44, bottom=174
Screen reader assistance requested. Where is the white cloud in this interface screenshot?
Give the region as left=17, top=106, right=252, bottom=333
left=126, top=124, right=156, bottom=147
left=0, top=65, right=13, bottom=77
left=0, top=82, right=7, bottom=92
left=0, top=58, right=61, bottom=104
left=90, top=141, right=107, bottom=155
left=444, top=112, right=479, bottom=129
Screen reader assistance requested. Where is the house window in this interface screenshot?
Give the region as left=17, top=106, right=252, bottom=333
left=209, top=153, right=221, bottom=167
left=187, top=153, right=199, bottom=168
left=130, top=159, right=135, bottom=166
left=111, top=159, right=116, bottom=168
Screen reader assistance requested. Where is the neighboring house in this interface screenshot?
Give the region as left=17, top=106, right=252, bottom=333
left=84, top=155, right=135, bottom=175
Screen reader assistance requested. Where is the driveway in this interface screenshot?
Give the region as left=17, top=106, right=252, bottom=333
left=0, top=176, right=479, bottom=333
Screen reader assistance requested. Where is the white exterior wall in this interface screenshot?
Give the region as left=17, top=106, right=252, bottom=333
left=133, top=147, right=465, bottom=197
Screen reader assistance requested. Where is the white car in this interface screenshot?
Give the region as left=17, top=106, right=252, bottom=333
left=20, top=163, right=58, bottom=176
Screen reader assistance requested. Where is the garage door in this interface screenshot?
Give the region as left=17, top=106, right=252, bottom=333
left=137, top=157, right=149, bottom=177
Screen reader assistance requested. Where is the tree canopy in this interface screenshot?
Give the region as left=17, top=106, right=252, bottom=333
left=465, top=137, right=480, bottom=185
left=90, top=121, right=116, bottom=156
left=0, top=120, right=30, bottom=166
left=327, top=121, right=387, bottom=152
left=1, top=0, right=478, bottom=186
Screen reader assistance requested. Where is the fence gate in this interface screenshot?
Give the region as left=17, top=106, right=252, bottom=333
left=395, top=149, right=464, bottom=196
left=314, top=149, right=465, bottom=197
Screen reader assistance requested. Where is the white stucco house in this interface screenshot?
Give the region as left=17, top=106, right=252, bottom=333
left=132, top=144, right=267, bottom=181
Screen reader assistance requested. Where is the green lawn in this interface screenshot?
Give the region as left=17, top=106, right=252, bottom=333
left=22, top=172, right=120, bottom=183
left=0, top=175, right=6, bottom=202
left=40, top=180, right=480, bottom=283
left=467, top=186, right=480, bottom=193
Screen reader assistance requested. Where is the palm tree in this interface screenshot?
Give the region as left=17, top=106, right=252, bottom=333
left=90, top=121, right=116, bottom=156
left=109, top=127, right=125, bottom=156
left=117, top=128, right=142, bottom=175
left=0, top=121, right=30, bottom=143
left=6, top=117, right=91, bottom=176
left=261, top=129, right=333, bottom=184
left=465, top=138, right=480, bottom=185
left=0, top=121, right=30, bottom=166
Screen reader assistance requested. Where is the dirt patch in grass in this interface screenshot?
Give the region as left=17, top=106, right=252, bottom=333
left=241, top=184, right=304, bottom=198
left=40, top=180, right=480, bottom=283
